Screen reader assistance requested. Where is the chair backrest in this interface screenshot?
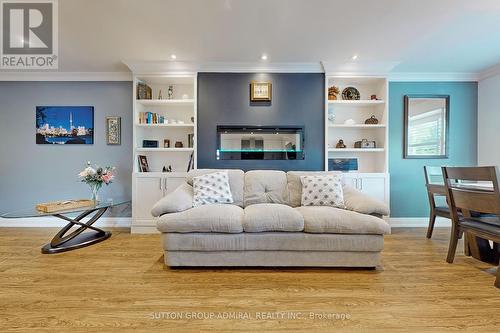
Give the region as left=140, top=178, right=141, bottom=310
left=424, top=166, right=446, bottom=198
left=424, top=166, right=444, bottom=185
left=442, top=166, right=500, bottom=217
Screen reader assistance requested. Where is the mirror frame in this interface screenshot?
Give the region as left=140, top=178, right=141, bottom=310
left=404, top=94, right=450, bottom=159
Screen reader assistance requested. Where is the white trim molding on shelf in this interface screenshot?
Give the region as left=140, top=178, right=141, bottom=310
left=136, top=123, right=194, bottom=128
left=328, top=100, right=385, bottom=105
left=328, top=148, right=385, bottom=152
left=0, top=71, right=132, bottom=81
left=328, top=124, right=386, bottom=128
left=136, top=99, right=195, bottom=106
left=136, top=148, right=194, bottom=152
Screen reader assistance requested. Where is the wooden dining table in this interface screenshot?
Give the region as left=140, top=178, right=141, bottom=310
left=431, top=182, right=499, bottom=265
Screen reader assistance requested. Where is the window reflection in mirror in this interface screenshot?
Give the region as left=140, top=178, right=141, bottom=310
left=404, top=95, right=449, bottom=159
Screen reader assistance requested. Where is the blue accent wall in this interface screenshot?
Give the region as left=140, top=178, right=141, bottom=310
left=0, top=81, right=133, bottom=214
left=197, top=73, right=325, bottom=171
left=389, top=82, right=478, bottom=217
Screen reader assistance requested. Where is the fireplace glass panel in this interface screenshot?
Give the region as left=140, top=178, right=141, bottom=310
left=217, top=126, right=304, bottom=160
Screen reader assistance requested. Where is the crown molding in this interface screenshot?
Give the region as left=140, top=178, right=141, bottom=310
left=123, top=60, right=323, bottom=74
left=478, top=63, right=500, bottom=80
left=322, top=60, right=399, bottom=76
left=0, top=71, right=132, bottom=81
left=388, top=72, right=479, bottom=82
left=0, top=66, right=483, bottom=82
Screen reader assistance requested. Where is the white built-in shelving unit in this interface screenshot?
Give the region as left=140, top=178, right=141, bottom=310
left=131, top=73, right=197, bottom=232
left=325, top=76, right=390, bottom=204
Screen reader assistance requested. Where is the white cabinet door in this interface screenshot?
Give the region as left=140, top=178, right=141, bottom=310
left=342, top=174, right=359, bottom=189
left=359, top=177, right=386, bottom=202
left=164, top=176, right=186, bottom=195
left=134, top=177, right=164, bottom=219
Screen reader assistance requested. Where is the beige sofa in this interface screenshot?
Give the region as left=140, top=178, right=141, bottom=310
left=152, top=169, right=390, bottom=268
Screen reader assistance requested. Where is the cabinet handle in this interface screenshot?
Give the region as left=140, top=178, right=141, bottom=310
left=359, top=178, right=363, bottom=190
left=159, top=178, right=163, bottom=190
left=164, top=178, right=167, bottom=194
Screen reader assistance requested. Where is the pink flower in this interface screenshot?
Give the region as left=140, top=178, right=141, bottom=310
left=102, top=174, right=113, bottom=184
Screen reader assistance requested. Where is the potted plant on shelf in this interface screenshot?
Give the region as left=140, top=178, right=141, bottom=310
left=78, top=162, right=115, bottom=202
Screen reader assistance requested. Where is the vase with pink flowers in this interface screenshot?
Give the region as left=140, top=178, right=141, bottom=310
left=78, top=161, right=116, bottom=202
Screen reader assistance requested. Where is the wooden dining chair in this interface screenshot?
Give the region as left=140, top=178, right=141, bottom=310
left=424, top=166, right=450, bottom=238
left=442, top=166, right=500, bottom=288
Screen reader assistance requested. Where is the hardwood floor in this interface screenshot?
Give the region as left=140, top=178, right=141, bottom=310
left=0, top=227, right=498, bottom=332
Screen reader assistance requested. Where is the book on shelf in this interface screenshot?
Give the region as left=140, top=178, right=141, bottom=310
left=136, top=82, right=152, bottom=100
left=138, top=112, right=165, bottom=124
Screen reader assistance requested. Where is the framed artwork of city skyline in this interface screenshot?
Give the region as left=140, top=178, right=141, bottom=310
left=36, top=106, right=94, bottom=145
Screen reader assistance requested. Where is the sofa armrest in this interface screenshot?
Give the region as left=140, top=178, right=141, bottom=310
left=343, top=185, right=390, bottom=216
left=151, top=182, right=193, bottom=217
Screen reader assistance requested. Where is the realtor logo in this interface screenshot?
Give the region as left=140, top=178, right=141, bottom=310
left=1, top=0, right=58, bottom=69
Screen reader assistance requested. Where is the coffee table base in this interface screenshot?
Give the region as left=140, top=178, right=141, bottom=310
left=42, top=231, right=111, bottom=254
left=41, top=207, right=112, bottom=254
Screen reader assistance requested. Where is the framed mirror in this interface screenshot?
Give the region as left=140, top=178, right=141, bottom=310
left=404, top=95, right=449, bottom=159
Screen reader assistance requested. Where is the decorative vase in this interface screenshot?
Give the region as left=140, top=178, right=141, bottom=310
left=89, top=183, right=102, bottom=202
left=167, top=85, right=174, bottom=99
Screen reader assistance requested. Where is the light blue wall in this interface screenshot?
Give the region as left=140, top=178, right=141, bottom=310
left=389, top=82, right=478, bottom=217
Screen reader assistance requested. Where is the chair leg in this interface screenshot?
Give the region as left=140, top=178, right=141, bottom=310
left=495, top=266, right=500, bottom=289
left=426, top=213, right=436, bottom=239
left=446, top=225, right=460, bottom=263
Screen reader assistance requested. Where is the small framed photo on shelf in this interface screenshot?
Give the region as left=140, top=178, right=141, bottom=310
left=138, top=155, right=149, bottom=172
left=328, top=158, right=358, bottom=172
left=250, top=81, right=272, bottom=102
left=106, top=116, right=121, bottom=145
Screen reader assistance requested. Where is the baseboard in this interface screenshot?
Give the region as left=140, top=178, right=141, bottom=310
left=131, top=225, right=159, bottom=234
left=0, top=216, right=132, bottom=228
left=389, top=217, right=450, bottom=228
left=0, top=216, right=447, bottom=230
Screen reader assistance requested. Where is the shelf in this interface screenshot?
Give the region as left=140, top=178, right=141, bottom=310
left=328, top=148, right=385, bottom=152
left=136, top=148, right=194, bottom=152
left=328, top=100, right=384, bottom=105
left=136, top=99, right=194, bottom=106
left=133, top=171, right=188, bottom=178
left=328, top=124, right=386, bottom=128
left=136, top=123, right=194, bottom=128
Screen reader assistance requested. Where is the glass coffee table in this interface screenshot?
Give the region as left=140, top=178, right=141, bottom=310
left=1, top=197, right=130, bottom=254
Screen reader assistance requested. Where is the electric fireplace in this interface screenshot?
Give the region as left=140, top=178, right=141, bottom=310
left=216, top=125, right=304, bottom=160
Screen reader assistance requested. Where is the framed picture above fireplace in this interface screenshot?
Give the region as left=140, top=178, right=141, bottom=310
left=216, top=125, right=304, bottom=160
left=250, top=81, right=272, bottom=101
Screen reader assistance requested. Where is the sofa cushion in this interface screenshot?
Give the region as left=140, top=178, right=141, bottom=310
left=187, top=169, right=244, bottom=207
left=287, top=171, right=341, bottom=207
left=296, top=206, right=391, bottom=235
left=243, top=203, right=304, bottom=232
left=163, top=233, right=384, bottom=252
left=193, top=171, right=233, bottom=207
left=151, top=182, right=193, bottom=217
left=343, top=185, right=390, bottom=216
left=300, top=174, right=345, bottom=208
left=157, top=204, right=243, bottom=233
left=244, top=170, right=289, bottom=206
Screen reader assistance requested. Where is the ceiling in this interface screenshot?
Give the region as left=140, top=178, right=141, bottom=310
left=5, top=0, right=500, bottom=75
